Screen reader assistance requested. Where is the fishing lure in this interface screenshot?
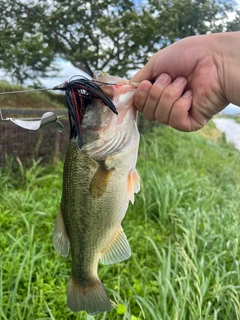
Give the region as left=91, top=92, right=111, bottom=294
left=0, top=109, right=64, bottom=131
left=0, top=77, right=117, bottom=147
left=53, top=77, right=117, bottom=148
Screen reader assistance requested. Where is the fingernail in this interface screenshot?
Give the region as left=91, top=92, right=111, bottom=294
left=182, top=90, right=192, bottom=99
left=172, top=76, right=186, bottom=87
left=156, top=73, right=171, bottom=87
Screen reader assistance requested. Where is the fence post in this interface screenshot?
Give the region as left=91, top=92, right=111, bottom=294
left=53, top=129, right=60, bottom=166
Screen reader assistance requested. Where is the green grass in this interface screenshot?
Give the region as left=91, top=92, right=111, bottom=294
left=1, top=122, right=240, bottom=319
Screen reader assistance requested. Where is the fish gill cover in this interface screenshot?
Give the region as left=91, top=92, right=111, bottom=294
left=54, top=77, right=118, bottom=148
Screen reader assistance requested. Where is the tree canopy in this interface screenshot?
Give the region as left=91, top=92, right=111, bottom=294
left=0, top=0, right=238, bottom=84
left=227, top=10, right=240, bottom=31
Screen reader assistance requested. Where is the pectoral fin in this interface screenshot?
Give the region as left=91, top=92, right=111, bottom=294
left=52, top=208, right=70, bottom=257
left=89, top=161, right=114, bottom=197
left=100, top=225, right=131, bottom=265
left=127, top=169, right=140, bottom=204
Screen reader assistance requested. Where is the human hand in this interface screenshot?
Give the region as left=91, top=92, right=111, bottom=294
left=131, top=32, right=240, bottom=131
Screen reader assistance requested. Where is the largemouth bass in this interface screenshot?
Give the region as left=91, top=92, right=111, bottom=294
left=53, top=74, right=140, bottom=315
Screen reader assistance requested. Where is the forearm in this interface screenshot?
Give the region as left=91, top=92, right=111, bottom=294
left=211, top=32, right=240, bottom=106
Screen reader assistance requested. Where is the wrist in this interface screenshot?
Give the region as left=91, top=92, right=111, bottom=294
left=212, top=32, right=240, bottom=107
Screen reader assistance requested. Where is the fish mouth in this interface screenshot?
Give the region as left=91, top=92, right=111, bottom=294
left=55, top=77, right=118, bottom=148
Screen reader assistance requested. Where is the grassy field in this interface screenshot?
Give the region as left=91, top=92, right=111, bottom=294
left=1, top=121, right=240, bottom=320
left=0, top=80, right=65, bottom=110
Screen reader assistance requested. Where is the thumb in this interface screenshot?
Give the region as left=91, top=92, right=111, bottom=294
left=130, top=59, right=155, bottom=83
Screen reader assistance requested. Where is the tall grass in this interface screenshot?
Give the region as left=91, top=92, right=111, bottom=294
left=1, top=122, right=240, bottom=319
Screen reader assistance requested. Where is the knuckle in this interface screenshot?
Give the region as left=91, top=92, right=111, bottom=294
left=163, top=87, right=178, bottom=100
left=148, top=89, right=160, bottom=101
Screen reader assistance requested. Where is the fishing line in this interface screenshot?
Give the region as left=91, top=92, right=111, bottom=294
left=0, top=77, right=118, bottom=96
left=0, top=87, right=53, bottom=95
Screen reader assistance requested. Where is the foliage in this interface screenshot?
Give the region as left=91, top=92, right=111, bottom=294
left=227, top=10, right=240, bottom=31
left=1, top=122, right=240, bottom=319
left=0, top=0, right=238, bottom=84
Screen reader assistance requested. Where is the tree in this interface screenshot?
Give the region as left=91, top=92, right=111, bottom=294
left=0, top=0, right=237, bottom=84
left=227, top=10, right=240, bottom=31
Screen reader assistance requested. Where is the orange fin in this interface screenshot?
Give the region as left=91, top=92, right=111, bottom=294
left=89, top=161, right=114, bottom=197
left=52, top=208, right=70, bottom=257
left=127, top=169, right=140, bottom=204
left=100, top=225, right=131, bottom=265
left=67, top=275, right=111, bottom=315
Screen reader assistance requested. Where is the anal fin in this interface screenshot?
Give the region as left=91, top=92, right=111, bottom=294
left=52, top=207, right=70, bottom=257
left=100, top=225, right=131, bottom=265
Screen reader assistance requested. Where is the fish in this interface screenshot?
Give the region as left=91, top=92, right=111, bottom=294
left=52, top=73, right=140, bottom=315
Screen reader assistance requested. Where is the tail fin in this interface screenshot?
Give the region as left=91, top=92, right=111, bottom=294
left=67, top=275, right=112, bottom=315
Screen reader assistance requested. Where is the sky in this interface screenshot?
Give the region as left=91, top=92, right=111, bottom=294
left=39, top=61, right=90, bottom=88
